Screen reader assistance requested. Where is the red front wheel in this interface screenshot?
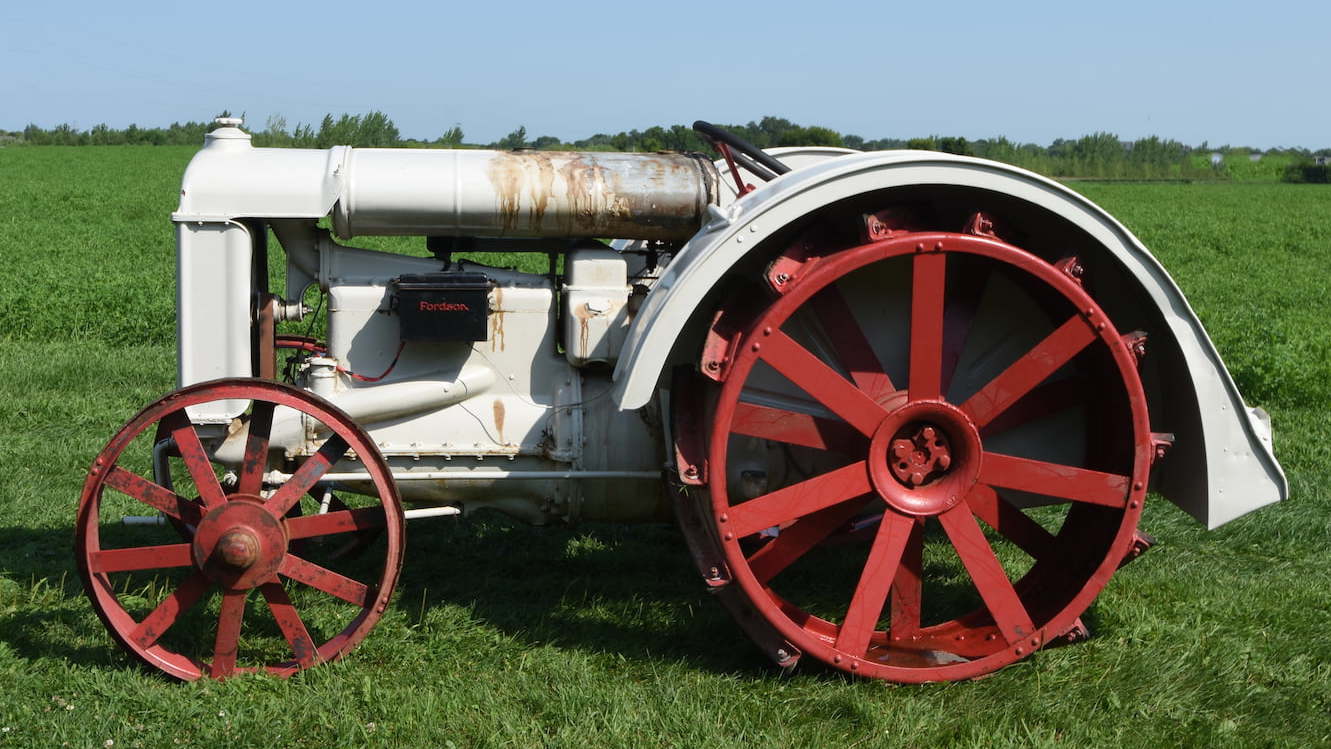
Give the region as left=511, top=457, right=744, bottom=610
left=77, top=379, right=403, bottom=680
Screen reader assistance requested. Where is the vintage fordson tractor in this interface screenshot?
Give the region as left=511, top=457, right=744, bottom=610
left=76, top=118, right=1287, bottom=682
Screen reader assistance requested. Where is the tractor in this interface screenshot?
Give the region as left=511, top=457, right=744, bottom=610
left=75, top=118, right=1286, bottom=682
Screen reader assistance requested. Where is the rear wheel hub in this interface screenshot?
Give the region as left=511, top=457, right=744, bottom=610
left=868, top=400, right=981, bottom=517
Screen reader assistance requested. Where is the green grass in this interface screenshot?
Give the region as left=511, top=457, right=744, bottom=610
left=1, top=147, right=1329, bottom=747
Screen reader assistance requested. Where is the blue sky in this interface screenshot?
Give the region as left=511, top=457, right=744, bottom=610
left=3, top=0, right=1328, bottom=148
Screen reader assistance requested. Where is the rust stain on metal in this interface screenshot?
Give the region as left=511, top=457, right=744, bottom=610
left=486, top=151, right=716, bottom=239
left=572, top=302, right=593, bottom=359
left=492, top=399, right=506, bottom=444
left=489, top=287, right=506, bottom=352
left=487, top=154, right=525, bottom=234
left=528, top=152, right=555, bottom=230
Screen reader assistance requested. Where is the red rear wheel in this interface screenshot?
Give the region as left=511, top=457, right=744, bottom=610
left=691, top=230, right=1151, bottom=682
left=77, top=378, right=403, bottom=680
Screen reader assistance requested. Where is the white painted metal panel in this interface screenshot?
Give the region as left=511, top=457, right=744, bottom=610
left=175, top=220, right=252, bottom=421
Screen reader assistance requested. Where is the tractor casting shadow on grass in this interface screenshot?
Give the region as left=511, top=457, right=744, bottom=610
left=0, top=518, right=1102, bottom=680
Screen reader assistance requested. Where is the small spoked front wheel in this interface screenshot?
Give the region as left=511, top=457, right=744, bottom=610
left=77, top=378, right=403, bottom=680
left=692, top=230, right=1153, bottom=682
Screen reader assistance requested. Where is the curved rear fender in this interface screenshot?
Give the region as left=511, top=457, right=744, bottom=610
left=612, top=151, right=1286, bottom=529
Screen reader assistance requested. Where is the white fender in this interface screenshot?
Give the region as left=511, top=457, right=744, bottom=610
left=611, top=150, right=1286, bottom=529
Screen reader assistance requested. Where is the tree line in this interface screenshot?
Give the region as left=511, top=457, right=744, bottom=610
left=5, top=112, right=1328, bottom=183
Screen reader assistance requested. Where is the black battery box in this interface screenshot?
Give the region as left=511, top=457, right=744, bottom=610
left=392, top=272, right=490, bottom=342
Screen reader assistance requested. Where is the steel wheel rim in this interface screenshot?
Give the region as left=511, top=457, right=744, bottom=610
left=76, top=378, right=404, bottom=680
left=706, top=231, right=1151, bottom=682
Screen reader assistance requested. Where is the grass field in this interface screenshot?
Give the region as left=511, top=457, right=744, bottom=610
left=0, top=145, right=1329, bottom=747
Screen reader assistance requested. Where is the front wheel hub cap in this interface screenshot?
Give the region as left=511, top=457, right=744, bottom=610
left=191, top=496, right=288, bottom=590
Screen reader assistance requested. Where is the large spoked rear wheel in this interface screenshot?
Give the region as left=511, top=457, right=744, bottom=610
left=687, top=230, right=1152, bottom=682
left=77, top=378, right=403, bottom=680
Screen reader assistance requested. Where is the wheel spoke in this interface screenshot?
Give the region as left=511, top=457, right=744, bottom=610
left=725, top=461, right=872, bottom=539
left=285, top=506, right=386, bottom=540
left=938, top=502, right=1035, bottom=645
left=889, top=518, right=925, bottom=639
left=236, top=401, right=276, bottom=496
left=810, top=286, right=895, bottom=400
left=279, top=554, right=372, bottom=607
left=966, top=484, right=1056, bottom=559
left=960, top=316, right=1096, bottom=429
left=260, top=582, right=318, bottom=668
left=747, top=498, right=869, bottom=584
left=835, top=510, right=915, bottom=656
left=89, top=543, right=193, bottom=573
left=210, top=589, right=246, bottom=678
left=908, top=252, right=947, bottom=401
left=757, top=330, right=887, bottom=437
left=103, top=466, right=201, bottom=523
left=731, top=401, right=866, bottom=454
left=980, top=452, right=1130, bottom=508
left=162, top=410, right=227, bottom=509
left=265, top=435, right=349, bottom=518
left=128, top=572, right=212, bottom=648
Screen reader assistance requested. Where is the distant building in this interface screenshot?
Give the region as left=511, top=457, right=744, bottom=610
left=1249, top=152, right=1263, bottom=162
left=1210, top=153, right=1224, bottom=166
left=1316, top=155, right=1330, bottom=166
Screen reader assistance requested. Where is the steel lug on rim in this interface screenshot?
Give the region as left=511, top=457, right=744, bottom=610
left=1118, top=529, right=1157, bottom=568
left=765, top=234, right=822, bottom=293
left=1151, top=432, right=1176, bottom=464
left=1056, top=255, right=1086, bottom=285
left=1122, top=330, right=1149, bottom=364
left=1046, top=617, right=1092, bottom=648
left=864, top=208, right=924, bottom=242
left=961, top=212, right=1001, bottom=239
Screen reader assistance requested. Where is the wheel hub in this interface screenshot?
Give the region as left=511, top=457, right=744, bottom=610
left=868, top=401, right=982, bottom=517
left=191, top=496, right=288, bottom=590
left=216, top=530, right=260, bottom=568
left=889, top=423, right=952, bottom=487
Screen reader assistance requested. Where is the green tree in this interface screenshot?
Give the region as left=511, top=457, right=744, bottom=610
left=497, top=125, right=528, bottom=150
left=438, top=125, right=464, bottom=147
